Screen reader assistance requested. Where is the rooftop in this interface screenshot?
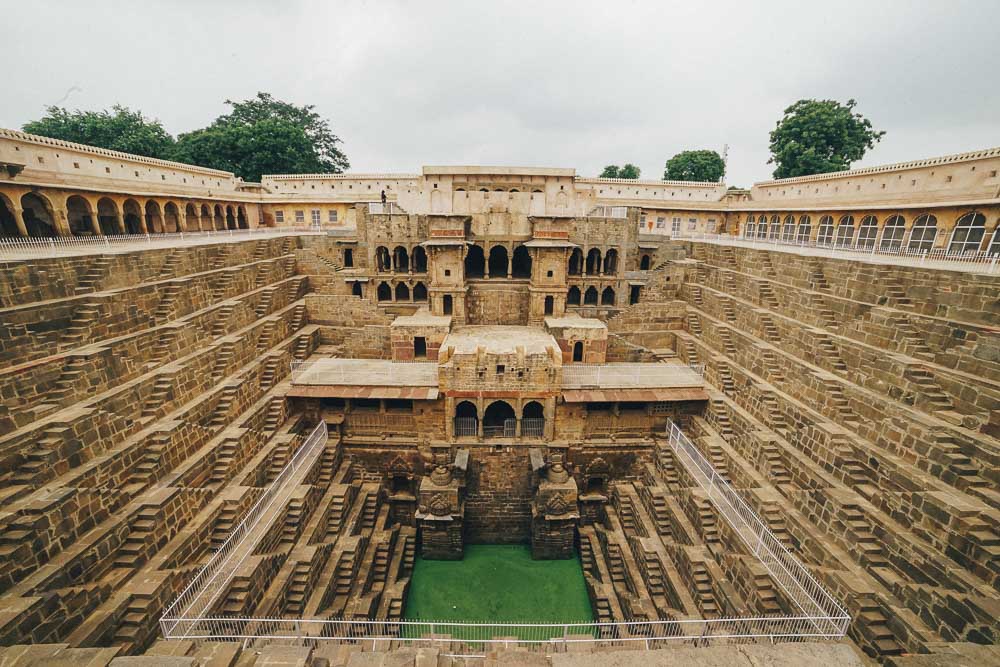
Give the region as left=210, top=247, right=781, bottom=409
left=289, top=359, right=439, bottom=399
left=391, top=309, right=453, bottom=328
left=441, top=326, right=559, bottom=356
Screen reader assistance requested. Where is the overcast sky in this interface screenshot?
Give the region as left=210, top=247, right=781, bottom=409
left=5, top=0, right=999, bottom=185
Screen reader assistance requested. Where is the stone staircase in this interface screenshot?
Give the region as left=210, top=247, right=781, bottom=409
left=211, top=341, right=237, bottom=381
left=154, top=284, right=182, bottom=321
left=74, top=257, right=113, bottom=294
left=113, top=507, right=158, bottom=568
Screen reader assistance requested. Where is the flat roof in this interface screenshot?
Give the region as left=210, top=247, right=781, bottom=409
left=391, top=310, right=453, bottom=328
left=441, top=326, right=558, bottom=356
left=562, top=363, right=704, bottom=390
left=544, top=315, right=607, bottom=330
left=290, top=359, right=439, bottom=399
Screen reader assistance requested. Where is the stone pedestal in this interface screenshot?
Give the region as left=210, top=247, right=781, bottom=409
left=531, top=461, right=580, bottom=560
left=415, top=450, right=468, bottom=560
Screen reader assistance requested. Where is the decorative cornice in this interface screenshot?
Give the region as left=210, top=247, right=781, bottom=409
left=0, top=128, right=236, bottom=178
left=577, top=177, right=721, bottom=188
left=754, top=146, right=1000, bottom=188
left=264, top=173, right=419, bottom=181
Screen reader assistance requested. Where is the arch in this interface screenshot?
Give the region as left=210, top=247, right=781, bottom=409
left=488, top=245, right=509, bottom=278
left=66, top=195, right=96, bottom=236
left=522, top=400, right=545, bottom=437
left=122, top=199, right=144, bottom=234
left=214, top=204, right=225, bottom=231
left=443, top=294, right=453, bottom=315
left=393, top=245, right=409, bottom=272
left=377, top=281, right=391, bottom=301
left=412, top=246, right=427, bottom=272
left=351, top=281, right=363, bottom=297
left=568, top=248, right=583, bottom=275
left=835, top=215, right=855, bottom=247
left=601, top=286, right=616, bottom=305
left=768, top=214, right=780, bottom=240
left=200, top=204, right=212, bottom=231
left=572, top=341, right=584, bottom=362
left=907, top=214, right=938, bottom=252
left=395, top=282, right=410, bottom=301
left=567, top=286, right=581, bottom=305
left=237, top=206, right=249, bottom=229
left=639, top=254, right=651, bottom=270
left=584, top=286, right=599, bottom=305
left=603, top=248, right=619, bottom=275
left=880, top=214, right=906, bottom=250
left=757, top=216, right=768, bottom=239
left=585, top=248, right=602, bottom=275
left=163, top=201, right=181, bottom=233
left=184, top=202, right=199, bottom=233
left=796, top=215, right=811, bottom=243
left=97, top=199, right=121, bottom=235
left=512, top=245, right=532, bottom=278
left=483, top=400, right=516, bottom=437
left=816, top=215, right=834, bottom=245
left=343, top=248, right=354, bottom=267
left=523, top=401, right=543, bottom=419
left=413, top=282, right=427, bottom=301
left=145, top=200, right=164, bottom=233
left=544, top=295, right=554, bottom=315
left=456, top=401, right=478, bottom=418
left=781, top=215, right=796, bottom=242
left=857, top=215, right=878, bottom=249
left=0, top=194, right=20, bottom=237
left=744, top=215, right=756, bottom=239
left=948, top=212, right=987, bottom=254
left=375, top=246, right=391, bottom=272
left=225, top=205, right=237, bottom=230
left=454, top=400, right=478, bottom=436
left=21, top=192, right=57, bottom=237
left=464, top=245, right=485, bottom=279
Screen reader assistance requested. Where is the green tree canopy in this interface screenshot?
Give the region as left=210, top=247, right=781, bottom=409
left=664, top=150, right=725, bottom=182
left=768, top=99, right=885, bottom=179
left=171, top=93, right=349, bottom=182
left=22, top=105, right=175, bottom=159
left=599, top=163, right=641, bottom=179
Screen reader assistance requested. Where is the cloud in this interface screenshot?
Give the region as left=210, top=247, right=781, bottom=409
left=4, top=0, right=998, bottom=185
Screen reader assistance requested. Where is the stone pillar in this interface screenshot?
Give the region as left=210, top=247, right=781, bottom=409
left=88, top=211, right=101, bottom=235
left=415, top=449, right=468, bottom=560
left=53, top=207, right=72, bottom=236
left=531, top=455, right=579, bottom=559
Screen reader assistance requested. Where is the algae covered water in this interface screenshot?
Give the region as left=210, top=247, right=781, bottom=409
left=403, top=544, right=593, bottom=624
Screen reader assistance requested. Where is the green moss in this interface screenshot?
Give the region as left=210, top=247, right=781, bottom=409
left=404, top=544, right=593, bottom=624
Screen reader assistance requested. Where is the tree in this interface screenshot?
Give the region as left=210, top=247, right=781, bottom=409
left=599, top=163, right=641, bottom=179
left=22, top=105, right=175, bottom=159
left=768, top=99, right=885, bottom=179
left=171, top=92, right=349, bottom=182
left=664, top=150, right=725, bottom=182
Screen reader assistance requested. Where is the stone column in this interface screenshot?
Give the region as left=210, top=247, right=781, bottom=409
left=53, top=207, right=72, bottom=236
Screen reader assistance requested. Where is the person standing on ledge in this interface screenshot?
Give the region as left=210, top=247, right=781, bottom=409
left=381, top=189, right=387, bottom=206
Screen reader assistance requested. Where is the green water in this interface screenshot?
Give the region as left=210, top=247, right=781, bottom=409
left=403, top=544, right=594, bottom=626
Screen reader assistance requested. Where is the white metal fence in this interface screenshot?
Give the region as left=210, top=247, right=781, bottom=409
left=664, top=421, right=849, bottom=636
left=589, top=205, right=629, bottom=219
left=0, top=227, right=322, bottom=260
left=160, top=419, right=849, bottom=653
left=673, top=231, right=1000, bottom=274
left=161, top=421, right=328, bottom=637
left=453, top=417, right=478, bottom=437
left=367, top=202, right=405, bottom=215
